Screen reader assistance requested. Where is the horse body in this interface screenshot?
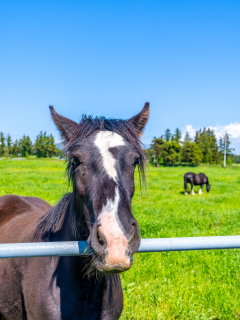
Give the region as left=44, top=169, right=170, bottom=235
left=184, top=172, right=210, bottom=195
left=0, top=103, right=149, bottom=320
left=0, top=195, right=52, bottom=319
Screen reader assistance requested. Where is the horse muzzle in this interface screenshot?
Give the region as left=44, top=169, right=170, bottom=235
left=88, top=212, right=140, bottom=273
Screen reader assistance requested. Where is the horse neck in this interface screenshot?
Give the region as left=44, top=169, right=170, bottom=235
left=50, top=191, right=90, bottom=274
left=56, top=190, right=89, bottom=242
left=53, top=191, right=110, bottom=285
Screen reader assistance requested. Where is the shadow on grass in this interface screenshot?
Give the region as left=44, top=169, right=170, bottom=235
left=179, top=191, right=186, bottom=195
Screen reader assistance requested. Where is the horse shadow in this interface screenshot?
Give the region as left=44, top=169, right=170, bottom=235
left=179, top=190, right=199, bottom=195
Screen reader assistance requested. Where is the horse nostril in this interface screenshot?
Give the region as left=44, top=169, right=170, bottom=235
left=131, top=222, right=136, bottom=236
left=129, top=223, right=136, bottom=244
left=97, top=229, right=105, bottom=247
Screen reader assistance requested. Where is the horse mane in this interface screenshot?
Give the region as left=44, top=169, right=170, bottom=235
left=35, top=115, right=147, bottom=241
left=34, top=193, right=72, bottom=241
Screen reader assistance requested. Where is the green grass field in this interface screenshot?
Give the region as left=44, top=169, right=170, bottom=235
left=1, top=159, right=240, bottom=319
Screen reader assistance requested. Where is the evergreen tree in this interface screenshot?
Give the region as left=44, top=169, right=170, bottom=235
left=45, top=134, right=57, bottom=157
left=19, top=135, right=33, bottom=157
left=194, top=131, right=200, bottom=145
left=49, top=134, right=57, bottom=157
left=35, top=131, right=45, bottom=158
left=12, top=140, right=19, bottom=157
left=184, top=132, right=192, bottom=143
left=34, top=132, right=57, bottom=158
left=151, top=137, right=165, bottom=166
left=0, top=132, right=5, bottom=157
left=160, top=141, right=181, bottom=165
left=6, top=134, right=12, bottom=156
left=174, top=128, right=182, bottom=142
left=194, top=128, right=219, bottom=164
left=164, top=129, right=172, bottom=142
left=181, top=142, right=202, bottom=165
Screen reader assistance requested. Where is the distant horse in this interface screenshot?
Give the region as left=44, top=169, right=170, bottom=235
left=0, top=102, right=149, bottom=320
left=184, top=172, right=210, bottom=195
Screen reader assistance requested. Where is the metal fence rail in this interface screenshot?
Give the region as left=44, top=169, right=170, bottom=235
left=1, top=235, right=240, bottom=259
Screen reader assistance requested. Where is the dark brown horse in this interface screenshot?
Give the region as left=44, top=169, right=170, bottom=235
left=184, top=172, right=210, bottom=195
left=0, top=103, right=149, bottom=320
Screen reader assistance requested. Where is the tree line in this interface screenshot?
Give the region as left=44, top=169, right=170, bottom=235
left=0, top=132, right=63, bottom=158
left=145, top=128, right=236, bottom=166
left=1, top=128, right=237, bottom=164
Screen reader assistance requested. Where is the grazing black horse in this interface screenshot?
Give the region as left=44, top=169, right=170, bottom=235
left=184, top=172, right=210, bottom=195
left=0, top=103, right=149, bottom=320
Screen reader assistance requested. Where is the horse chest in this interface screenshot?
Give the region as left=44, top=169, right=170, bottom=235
left=25, top=282, right=104, bottom=320
left=24, top=269, right=117, bottom=320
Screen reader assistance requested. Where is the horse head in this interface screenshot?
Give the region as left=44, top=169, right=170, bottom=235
left=50, top=103, right=149, bottom=273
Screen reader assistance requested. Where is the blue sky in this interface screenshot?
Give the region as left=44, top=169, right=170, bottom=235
left=1, top=1, right=240, bottom=151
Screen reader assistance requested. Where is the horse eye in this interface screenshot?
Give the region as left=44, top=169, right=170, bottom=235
left=72, top=157, right=80, bottom=166
left=133, top=158, right=140, bottom=167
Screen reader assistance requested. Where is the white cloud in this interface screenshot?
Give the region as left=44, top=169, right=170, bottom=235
left=182, top=123, right=240, bottom=140
left=182, top=125, right=197, bottom=139
left=210, top=123, right=240, bottom=140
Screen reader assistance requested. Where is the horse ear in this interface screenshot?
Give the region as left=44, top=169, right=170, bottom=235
left=128, top=102, right=150, bottom=135
left=49, top=106, right=79, bottom=144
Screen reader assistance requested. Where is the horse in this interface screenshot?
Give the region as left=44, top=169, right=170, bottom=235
left=184, top=172, right=210, bottom=195
left=0, top=102, right=149, bottom=320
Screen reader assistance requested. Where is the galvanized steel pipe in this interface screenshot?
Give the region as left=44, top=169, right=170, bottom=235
left=137, top=236, right=240, bottom=252
left=0, top=241, right=90, bottom=258
left=0, top=236, right=240, bottom=259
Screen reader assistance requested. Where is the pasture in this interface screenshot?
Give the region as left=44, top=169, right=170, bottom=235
left=1, top=159, right=240, bottom=319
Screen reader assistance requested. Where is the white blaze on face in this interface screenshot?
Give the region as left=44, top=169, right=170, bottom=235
left=94, top=131, right=125, bottom=181
left=98, top=189, right=130, bottom=269
left=95, top=131, right=130, bottom=269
